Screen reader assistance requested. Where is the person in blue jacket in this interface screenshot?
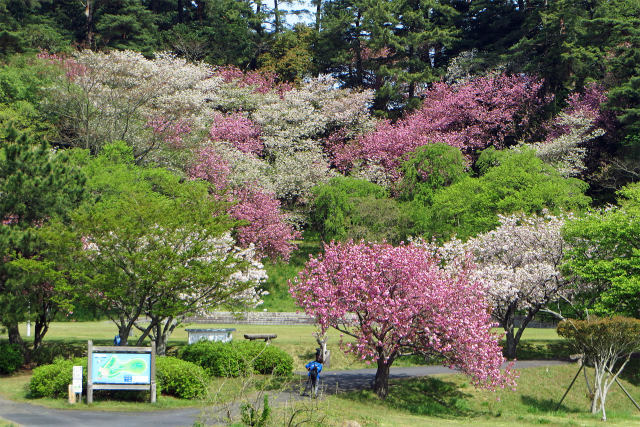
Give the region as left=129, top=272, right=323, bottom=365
left=303, top=354, right=323, bottom=397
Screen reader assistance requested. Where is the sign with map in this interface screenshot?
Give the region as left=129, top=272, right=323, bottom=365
left=91, top=353, right=151, bottom=384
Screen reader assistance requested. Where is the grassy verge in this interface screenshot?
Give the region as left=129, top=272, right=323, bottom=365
left=0, top=418, right=17, bottom=427
left=272, top=365, right=640, bottom=426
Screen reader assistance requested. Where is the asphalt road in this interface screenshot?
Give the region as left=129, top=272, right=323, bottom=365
left=0, top=360, right=568, bottom=427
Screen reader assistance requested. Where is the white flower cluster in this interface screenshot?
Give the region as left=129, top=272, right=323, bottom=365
left=528, top=112, right=605, bottom=177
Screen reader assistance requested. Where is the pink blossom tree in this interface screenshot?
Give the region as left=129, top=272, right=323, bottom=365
left=188, top=146, right=300, bottom=260
left=229, top=186, right=301, bottom=261
left=348, top=74, right=545, bottom=176
left=290, top=241, right=513, bottom=398
left=209, top=112, right=263, bottom=155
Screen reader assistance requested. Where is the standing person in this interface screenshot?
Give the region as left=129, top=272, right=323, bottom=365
left=303, top=354, right=323, bottom=397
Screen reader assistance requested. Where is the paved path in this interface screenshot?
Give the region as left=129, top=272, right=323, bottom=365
left=0, top=360, right=567, bottom=427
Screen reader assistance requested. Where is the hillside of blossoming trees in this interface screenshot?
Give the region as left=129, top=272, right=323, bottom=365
left=1, top=0, right=640, bottom=408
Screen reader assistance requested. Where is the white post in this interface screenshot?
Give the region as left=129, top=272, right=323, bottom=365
left=26, top=303, right=31, bottom=337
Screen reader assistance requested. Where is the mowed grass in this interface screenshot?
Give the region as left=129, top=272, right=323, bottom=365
left=279, top=365, right=640, bottom=426
left=0, top=322, right=563, bottom=371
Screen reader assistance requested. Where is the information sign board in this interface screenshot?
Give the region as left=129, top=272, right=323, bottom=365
left=91, top=353, right=151, bottom=384
left=72, top=366, right=83, bottom=394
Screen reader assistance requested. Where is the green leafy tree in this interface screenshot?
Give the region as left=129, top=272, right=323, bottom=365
left=311, top=176, right=409, bottom=243
left=0, top=125, right=85, bottom=349
left=563, top=183, right=640, bottom=318
left=383, top=0, right=459, bottom=106
left=418, top=148, right=590, bottom=240
left=397, top=143, right=468, bottom=203
left=57, top=143, right=265, bottom=354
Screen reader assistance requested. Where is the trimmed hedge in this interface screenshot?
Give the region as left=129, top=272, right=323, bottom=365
left=155, top=356, right=208, bottom=399
left=29, top=356, right=208, bottom=400
left=0, top=342, right=24, bottom=374
left=29, top=357, right=87, bottom=398
left=180, top=341, right=293, bottom=377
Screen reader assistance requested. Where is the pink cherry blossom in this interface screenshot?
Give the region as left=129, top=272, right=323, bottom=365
left=290, top=241, right=515, bottom=396
left=346, top=74, right=545, bottom=176
left=209, top=112, right=263, bottom=155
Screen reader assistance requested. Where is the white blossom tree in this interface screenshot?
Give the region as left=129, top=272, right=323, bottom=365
left=419, top=213, right=572, bottom=359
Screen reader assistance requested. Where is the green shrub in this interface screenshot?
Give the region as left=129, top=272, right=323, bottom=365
left=155, top=356, right=208, bottom=399
left=251, top=344, right=294, bottom=376
left=0, top=342, right=24, bottom=374
left=180, top=341, right=249, bottom=377
left=29, top=357, right=87, bottom=398
left=30, top=342, right=85, bottom=366
left=180, top=341, right=293, bottom=377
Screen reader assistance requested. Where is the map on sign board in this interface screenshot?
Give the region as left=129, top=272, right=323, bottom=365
left=91, top=353, right=151, bottom=384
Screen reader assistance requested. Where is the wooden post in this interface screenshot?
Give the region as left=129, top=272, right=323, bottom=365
left=87, top=340, right=93, bottom=404
left=150, top=340, right=156, bottom=403
left=68, top=384, right=76, bottom=404
left=555, top=363, right=583, bottom=411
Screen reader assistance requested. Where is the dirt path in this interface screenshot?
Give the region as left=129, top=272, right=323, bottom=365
left=0, top=360, right=568, bottom=427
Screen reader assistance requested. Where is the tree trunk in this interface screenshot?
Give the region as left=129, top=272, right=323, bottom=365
left=84, top=0, right=93, bottom=48
left=177, top=0, right=183, bottom=23
left=33, top=311, right=49, bottom=353
left=315, top=0, right=321, bottom=32
left=274, top=0, right=280, bottom=33
left=7, top=323, right=22, bottom=347
left=502, top=305, right=517, bottom=359
left=373, top=353, right=395, bottom=399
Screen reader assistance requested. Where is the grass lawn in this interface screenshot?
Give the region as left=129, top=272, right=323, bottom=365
left=273, top=365, right=640, bottom=426
left=0, top=322, right=563, bottom=372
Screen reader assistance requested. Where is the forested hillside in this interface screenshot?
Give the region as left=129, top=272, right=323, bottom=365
left=1, top=0, right=640, bottom=354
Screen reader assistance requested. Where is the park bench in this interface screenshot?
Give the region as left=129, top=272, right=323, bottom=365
left=244, top=333, right=277, bottom=344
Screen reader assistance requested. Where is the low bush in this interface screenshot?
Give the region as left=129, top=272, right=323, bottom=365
left=29, top=357, right=87, bottom=398
left=252, top=344, right=293, bottom=376
left=0, top=342, right=24, bottom=374
left=155, top=356, right=208, bottom=399
left=180, top=341, right=293, bottom=377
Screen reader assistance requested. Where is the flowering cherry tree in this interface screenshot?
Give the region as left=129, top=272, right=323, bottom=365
left=188, top=146, right=300, bottom=260
left=290, top=241, right=513, bottom=398
left=341, top=74, right=544, bottom=178
left=229, top=186, right=301, bottom=261
left=431, top=213, right=571, bottom=359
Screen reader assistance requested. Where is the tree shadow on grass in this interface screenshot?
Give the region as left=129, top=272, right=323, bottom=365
left=520, top=395, right=581, bottom=414
left=509, top=341, right=572, bottom=361
left=340, top=377, right=476, bottom=418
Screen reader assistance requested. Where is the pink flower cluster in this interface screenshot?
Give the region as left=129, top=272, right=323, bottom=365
left=215, top=66, right=293, bottom=95
left=209, top=112, right=263, bottom=155
left=547, top=83, right=616, bottom=139
left=188, top=147, right=299, bottom=260
left=146, top=117, right=191, bottom=148
left=229, top=187, right=301, bottom=261
left=188, top=146, right=231, bottom=192
left=290, top=241, right=515, bottom=390
left=37, top=51, right=87, bottom=80
left=1, top=214, right=18, bottom=226
left=349, top=74, right=544, bottom=174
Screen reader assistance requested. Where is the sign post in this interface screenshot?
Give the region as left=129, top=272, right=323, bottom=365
left=86, top=340, right=156, bottom=404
